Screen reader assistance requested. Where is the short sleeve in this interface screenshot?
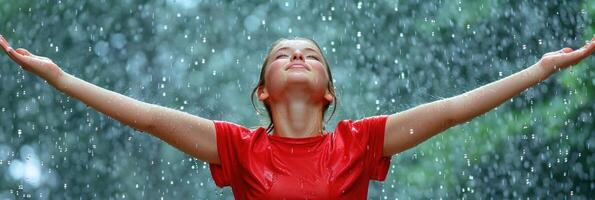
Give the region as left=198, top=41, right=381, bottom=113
left=353, top=115, right=391, bottom=181
left=208, top=120, right=250, bottom=188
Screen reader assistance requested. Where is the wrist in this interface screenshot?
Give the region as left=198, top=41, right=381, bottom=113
left=50, top=70, right=69, bottom=91
left=530, top=62, right=554, bottom=81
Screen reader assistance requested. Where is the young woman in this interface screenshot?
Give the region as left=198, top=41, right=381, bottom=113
left=1, top=34, right=593, bottom=199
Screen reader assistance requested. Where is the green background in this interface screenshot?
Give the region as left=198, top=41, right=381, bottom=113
left=0, top=0, right=593, bottom=199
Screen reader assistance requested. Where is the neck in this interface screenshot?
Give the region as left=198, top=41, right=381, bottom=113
left=269, top=90, right=325, bottom=138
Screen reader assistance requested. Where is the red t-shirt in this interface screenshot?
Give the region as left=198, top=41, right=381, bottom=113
left=208, top=115, right=391, bottom=199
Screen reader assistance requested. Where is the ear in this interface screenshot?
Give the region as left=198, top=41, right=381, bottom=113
left=257, top=86, right=269, bottom=101
left=324, top=90, right=334, bottom=103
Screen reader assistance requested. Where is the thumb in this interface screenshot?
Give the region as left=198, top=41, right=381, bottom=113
left=15, top=48, right=33, bottom=56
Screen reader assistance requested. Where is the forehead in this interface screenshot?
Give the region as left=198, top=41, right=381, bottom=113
left=271, top=39, right=321, bottom=53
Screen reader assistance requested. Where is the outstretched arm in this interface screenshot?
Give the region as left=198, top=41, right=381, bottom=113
left=383, top=37, right=595, bottom=157
left=0, top=35, right=220, bottom=164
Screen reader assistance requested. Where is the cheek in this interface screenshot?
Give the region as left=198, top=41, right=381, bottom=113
left=309, top=62, right=329, bottom=83
left=264, top=61, right=286, bottom=84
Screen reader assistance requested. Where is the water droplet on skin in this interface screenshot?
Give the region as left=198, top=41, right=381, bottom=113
left=409, top=129, right=414, bottom=134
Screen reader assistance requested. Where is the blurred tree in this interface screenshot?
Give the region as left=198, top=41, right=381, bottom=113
left=0, top=0, right=592, bottom=199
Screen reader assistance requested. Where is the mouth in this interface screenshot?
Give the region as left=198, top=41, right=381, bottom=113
left=286, top=63, right=309, bottom=71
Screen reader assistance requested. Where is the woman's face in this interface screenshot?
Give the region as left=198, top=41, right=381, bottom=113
left=259, top=39, right=332, bottom=104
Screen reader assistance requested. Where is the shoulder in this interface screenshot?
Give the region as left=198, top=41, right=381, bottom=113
left=336, top=115, right=389, bottom=131
left=212, top=120, right=266, bottom=140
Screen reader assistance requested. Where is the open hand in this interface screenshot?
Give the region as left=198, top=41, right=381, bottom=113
left=0, top=34, right=64, bottom=82
left=538, top=36, right=595, bottom=73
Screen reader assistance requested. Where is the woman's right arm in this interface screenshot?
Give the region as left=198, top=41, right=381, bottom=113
left=0, top=35, right=220, bottom=164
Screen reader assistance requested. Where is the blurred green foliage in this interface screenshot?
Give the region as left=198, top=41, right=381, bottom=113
left=0, top=0, right=592, bottom=199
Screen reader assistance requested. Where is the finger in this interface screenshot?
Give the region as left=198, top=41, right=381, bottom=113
left=559, top=44, right=593, bottom=65
left=0, top=35, right=13, bottom=53
left=7, top=48, right=28, bottom=64
left=15, top=48, right=33, bottom=56
left=6, top=50, right=29, bottom=69
left=9, top=50, right=46, bottom=69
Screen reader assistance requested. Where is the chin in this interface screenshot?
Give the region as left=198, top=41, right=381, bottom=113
left=285, top=73, right=312, bottom=83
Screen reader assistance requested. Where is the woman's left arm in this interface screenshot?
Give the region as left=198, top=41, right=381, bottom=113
left=383, top=37, right=595, bottom=157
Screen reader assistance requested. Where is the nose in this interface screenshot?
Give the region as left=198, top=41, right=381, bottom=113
left=290, top=50, right=304, bottom=62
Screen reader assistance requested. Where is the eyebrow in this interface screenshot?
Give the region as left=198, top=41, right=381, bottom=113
left=274, top=47, right=320, bottom=54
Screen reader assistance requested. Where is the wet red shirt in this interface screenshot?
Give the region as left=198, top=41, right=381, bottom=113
left=208, top=115, right=391, bottom=199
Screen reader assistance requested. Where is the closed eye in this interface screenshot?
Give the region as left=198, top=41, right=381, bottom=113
left=307, top=55, right=320, bottom=61
left=276, top=54, right=289, bottom=59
